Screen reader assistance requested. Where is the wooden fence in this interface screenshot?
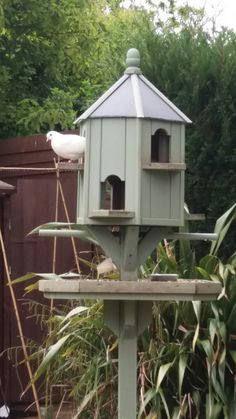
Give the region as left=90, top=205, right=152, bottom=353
left=0, top=133, right=89, bottom=407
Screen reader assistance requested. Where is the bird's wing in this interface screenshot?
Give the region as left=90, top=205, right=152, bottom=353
left=51, top=134, right=85, bottom=159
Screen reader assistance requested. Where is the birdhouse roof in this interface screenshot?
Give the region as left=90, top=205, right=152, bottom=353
left=74, top=49, right=191, bottom=125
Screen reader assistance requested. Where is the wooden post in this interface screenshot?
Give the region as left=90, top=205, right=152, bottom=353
left=119, top=301, right=137, bottom=419
left=104, top=300, right=152, bottom=419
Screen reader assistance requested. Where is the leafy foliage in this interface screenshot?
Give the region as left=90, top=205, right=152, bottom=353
left=0, top=0, right=154, bottom=136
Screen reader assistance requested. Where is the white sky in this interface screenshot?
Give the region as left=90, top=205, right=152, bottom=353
left=177, top=0, right=236, bottom=31
left=122, top=0, right=236, bottom=31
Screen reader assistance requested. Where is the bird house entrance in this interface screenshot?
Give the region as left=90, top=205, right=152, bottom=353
left=151, top=129, right=170, bottom=163
left=101, top=176, right=125, bottom=210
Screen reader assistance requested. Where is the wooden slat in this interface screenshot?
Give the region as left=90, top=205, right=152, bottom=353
left=39, top=278, right=222, bottom=301
left=89, top=210, right=135, bottom=218
left=0, top=130, right=81, bottom=154
left=0, top=134, right=48, bottom=154
left=185, top=213, right=206, bottom=221
left=0, top=150, right=54, bottom=168
left=142, top=163, right=186, bottom=171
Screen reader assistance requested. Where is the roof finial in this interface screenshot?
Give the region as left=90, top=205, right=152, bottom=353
left=125, top=48, right=142, bottom=75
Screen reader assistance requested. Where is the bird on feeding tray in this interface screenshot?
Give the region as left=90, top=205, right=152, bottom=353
left=46, top=130, right=86, bottom=163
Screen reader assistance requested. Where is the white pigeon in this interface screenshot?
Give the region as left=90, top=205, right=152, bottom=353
left=46, top=131, right=86, bottom=161
left=0, top=405, right=10, bottom=418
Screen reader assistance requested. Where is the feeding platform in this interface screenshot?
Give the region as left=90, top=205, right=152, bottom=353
left=39, top=278, right=221, bottom=301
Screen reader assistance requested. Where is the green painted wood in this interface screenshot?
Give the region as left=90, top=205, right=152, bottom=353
left=104, top=300, right=120, bottom=335
left=170, top=123, right=182, bottom=163
left=141, top=119, right=152, bottom=165
left=140, top=120, right=151, bottom=221
left=135, top=119, right=142, bottom=223
left=140, top=120, right=185, bottom=226
left=39, top=279, right=222, bottom=297
left=138, top=227, right=168, bottom=264
left=40, top=291, right=222, bottom=301
left=141, top=217, right=182, bottom=225
left=88, top=119, right=102, bottom=214
left=83, top=217, right=137, bottom=226
left=180, top=170, right=185, bottom=225
left=137, top=301, right=153, bottom=335
left=150, top=172, right=171, bottom=219
left=101, top=118, right=126, bottom=181
left=86, top=226, right=121, bottom=267
left=104, top=300, right=152, bottom=419
left=77, top=170, right=84, bottom=220
left=125, top=119, right=139, bottom=219
left=141, top=169, right=151, bottom=219
left=104, top=300, right=152, bottom=337
left=151, top=120, right=171, bottom=136
left=79, top=121, right=90, bottom=224
left=118, top=301, right=137, bottom=419
left=89, top=210, right=135, bottom=218
left=142, top=163, right=186, bottom=170
left=170, top=173, right=181, bottom=221
left=120, top=226, right=139, bottom=280
left=88, top=226, right=140, bottom=280
left=180, top=124, right=185, bottom=162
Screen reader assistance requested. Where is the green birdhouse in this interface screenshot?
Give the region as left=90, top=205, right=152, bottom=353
left=74, top=48, right=191, bottom=227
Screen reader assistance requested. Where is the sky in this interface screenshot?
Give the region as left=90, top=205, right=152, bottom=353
left=121, top=0, right=236, bottom=31
left=177, top=0, right=236, bottom=31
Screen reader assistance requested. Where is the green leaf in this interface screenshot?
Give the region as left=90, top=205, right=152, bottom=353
left=9, top=272, right=36, bottom=285
left=192, top=301, right=201, bottom=350
left=24, top=282, right=39, bottom=293
left=138, top=388, right=157, bottom=418
left=192, top=323, right=200, bottom=351
left=197, top=266, right=210, bottom=280
left=61, top=306, right=89, bottom=323
left=199, top=339, right=213, bottom=362
left=211, top=364, right=225, bottom=401
left=156, top=361, right=173, bottom=392
left=33, top=335, right=70, bottom=382
left=178, top=353, right=188, bottom=396
left=209, top=318, right=218, bottom=345
left=159, top=387, right=171, bottom=419
left=229, top=350, right=236, bottom=364
left=35, top=273, right=63, bottom=280
left=192, top=300, right=201, bottom=322
left=210, top=203, right=236, bottom=255
left=226, top=303, right=236, bottom=332
left=73, top=388, right=97, bottom=418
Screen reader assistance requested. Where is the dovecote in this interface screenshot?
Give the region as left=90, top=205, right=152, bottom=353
left=74, top=48, right=191, bottom=227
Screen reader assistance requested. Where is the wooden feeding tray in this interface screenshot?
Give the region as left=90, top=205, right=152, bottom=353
left=38, top=278, right=221, bottom=301
left=89, top=210, right=135, bottom=219
left=56, top=162, right=84, bottom=171
left=142, top=163, right=186, bottom=171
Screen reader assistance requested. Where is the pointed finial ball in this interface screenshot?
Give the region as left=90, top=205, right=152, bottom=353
left=126, top=48, right=140, bottom=68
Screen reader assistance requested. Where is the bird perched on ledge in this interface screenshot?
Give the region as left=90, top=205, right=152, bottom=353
left=46, top=130, right=86, bottom=162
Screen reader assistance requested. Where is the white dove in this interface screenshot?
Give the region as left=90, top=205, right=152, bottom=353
left=46, top=131, right=86, bottom=161
left=0, top=405, right=10, bottom=418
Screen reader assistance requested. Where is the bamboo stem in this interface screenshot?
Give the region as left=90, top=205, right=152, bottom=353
left=0, top=230, right=42, bottom=419
left=58, top=180, right=81, bottom=273
left=52, top=159, right=60, bottom=273
left=45, top=159, right=60, bottom=413
left=0, top=166, right=78, bottom=172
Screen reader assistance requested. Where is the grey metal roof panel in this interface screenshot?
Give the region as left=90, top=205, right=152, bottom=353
left=139, top=77, right=184, bottom=122
left=74, top=75, right=129, bottom=123
left=90, top=77, right=136, bottom=118
left=74, top=72, right=191, bottom=124
left=139, top=75, right=192, bottom=123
